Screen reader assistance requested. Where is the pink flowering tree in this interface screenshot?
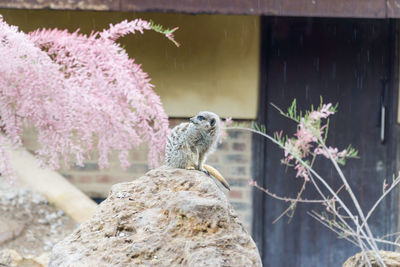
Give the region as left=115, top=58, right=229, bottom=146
left=228, top=99, right=400, bottom=265
left=0, top=16, right=179, bottom=177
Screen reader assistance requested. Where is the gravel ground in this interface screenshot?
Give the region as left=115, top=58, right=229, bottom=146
left=0, top=182, right=77, bottom=256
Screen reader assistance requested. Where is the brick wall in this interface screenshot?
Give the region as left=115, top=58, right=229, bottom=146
left=21, top=119, right=253, bottom=232
left=206, top=126, right=253, bottom=232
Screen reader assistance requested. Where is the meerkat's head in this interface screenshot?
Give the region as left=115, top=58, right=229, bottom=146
left=190, top=111, right=220, bottom=133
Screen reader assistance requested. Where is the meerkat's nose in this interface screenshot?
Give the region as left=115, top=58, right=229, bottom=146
left=190, top=117, right=196, bottom=124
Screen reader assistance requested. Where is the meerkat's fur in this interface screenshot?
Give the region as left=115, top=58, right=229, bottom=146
left=165, top=111, right=230, bottom=190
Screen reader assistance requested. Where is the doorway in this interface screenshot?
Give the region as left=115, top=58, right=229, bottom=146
left=252, top=17, right=398, bottom=266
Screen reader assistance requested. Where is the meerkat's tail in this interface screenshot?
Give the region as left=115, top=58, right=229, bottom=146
left=203, top=164, right=231, bottom=191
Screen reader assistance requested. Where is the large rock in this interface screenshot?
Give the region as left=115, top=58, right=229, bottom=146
left=343, top=250, right=400, bottom=267
left=49, top=167, right=261, bottom=266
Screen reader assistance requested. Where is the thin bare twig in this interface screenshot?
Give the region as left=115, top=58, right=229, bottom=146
left=341, top=228, right=400, bottom=249
left=360, top=176, right=400, bottom=230
left=309, top=211, right=372, bottom=267
left=308, top=211, right=360, bottom=247
left=253, top=183, right=325, bottom=203
left=380, top=231, right=400, bottom=241
left=306, top=171, right=369, bottom=250
left=272, top=180, right=309, bottom=224
left=319, top=140, right=384, bottom=266
left=286, top=154, right=320, bottom=222
left=270, top=102, right=300, bottom=124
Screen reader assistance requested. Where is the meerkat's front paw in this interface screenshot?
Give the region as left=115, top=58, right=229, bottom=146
left=194, top=164, right=210, bottom=176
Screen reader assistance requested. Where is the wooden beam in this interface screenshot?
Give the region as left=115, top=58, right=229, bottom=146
left=0, top=0, right=394, bottom=18
left=3, top=139, right=97, bottom=224
left=0, top=0, right=119, bottom=11
left=387, top=0, right=400, bottom=18
left=121, top=0, right=387, bottom=18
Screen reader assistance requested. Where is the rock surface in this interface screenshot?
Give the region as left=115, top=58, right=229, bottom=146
left=0, top=249, right=50, bottom=267
left=49, top=167, right=262, bottom=266
left=343, top=250, right=400, bottom=267
left=0, top=184, right=77, bottom=255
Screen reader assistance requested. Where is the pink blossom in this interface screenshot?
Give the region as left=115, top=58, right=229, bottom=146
left=248, top=179, right=258, bottom=187
left=99, top=19, right=151, bottom=41
left=284, top=122, right=316, bottom=162
left=281, top=102, right=337, bottom=183
left=294, top=163, right=310, bottom=181
left=337, top=149, right=348, bottom=158
left=296, top=122, right=316, bottom=142
left=284, top=139, right=295, bottom=158
left=294, top=123, right=315, bottom=156
left=0, top=17, right=171, bottom=176
left=308, top=103, right=335, bottom=121
left=315, top=146, right=347, bottom=160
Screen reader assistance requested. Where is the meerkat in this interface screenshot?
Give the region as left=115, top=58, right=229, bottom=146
left=165, top=111, right=230, bottom=190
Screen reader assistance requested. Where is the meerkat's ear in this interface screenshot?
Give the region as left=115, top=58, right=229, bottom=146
left=210, top=118, right=216, bottom=126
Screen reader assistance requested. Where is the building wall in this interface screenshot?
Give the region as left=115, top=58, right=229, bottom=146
left=1, top=9, right=259, bottom=119
left=2, top=9, right=258, bottom=232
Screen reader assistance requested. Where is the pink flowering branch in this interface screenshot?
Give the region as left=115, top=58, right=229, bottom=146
left=0, top=16, right=179, bottom=177
left=99, top=19, right=151, bottom=40
left=275, top=100, right=382, bottom=262
left=227, top=99, right=394, bottom=266
left=248, top=178, right=324, bottom=204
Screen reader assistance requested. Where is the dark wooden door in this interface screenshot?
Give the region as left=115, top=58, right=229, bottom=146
left=252, top=17, right=398, bottom=266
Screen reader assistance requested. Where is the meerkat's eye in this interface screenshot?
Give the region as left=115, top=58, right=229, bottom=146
left=210, top=118, right=216, bottom=126
left=197, top=115, right=205, bottom=121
